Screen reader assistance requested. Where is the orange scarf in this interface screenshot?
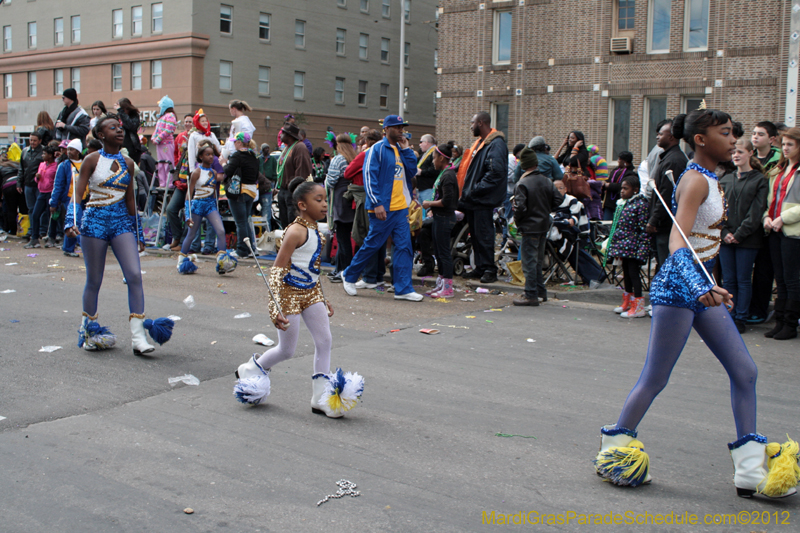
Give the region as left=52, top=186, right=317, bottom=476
left=456, top=129, right=496, bottom=194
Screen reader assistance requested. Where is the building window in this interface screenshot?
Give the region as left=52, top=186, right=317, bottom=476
left=220, top=5, right=232, bottom=34
left=71, top=68, right=80, bottom=93
left=609, top=98, right=631, bottom=159
left=28, top=22, right=36, bottom=49
left=3, top=26, right=11, bottom=52
left=112, top=64, right=122, bottom=91
left=131, top=62, right=142, bottom=90
left=644, top=97, right=667, bottom=156
left=112, top=9, right=123, bottom=38
left=491, top=103, right=509, bottom=141
left=434, top=49, right=438, bottom=69
left=54, top=68, right=64, bottom=94
left=259, top=13, right=270, bottom=40
left=337, top=0, right=346, bottom=7
left=258, top=66, right=270, bottom=95
left=380, top=83, right=389, bottom=108
left=335, top=77, right=345, bottom=104
left=71, top=16, right=81, bottom=43
left=685, top=0, right=709, bottom=51
left=492, top=11, right=512, bottom=64
left=359, top=33, right=368, bottom=60
left=403, top=86, right=409, bottom=113
left=433, top=91, right=437, bottom=116
left=219, top=60, right=232, bottom=91
left=404, top=42, right=410, bottom=67
left=361, top=0, right=369, bottom=13
left=152, top=3, right=163, bottom=33
left=404, top=0, right=411, bottom=23
left=381, top=38, right=390, bottom=62
left=358, top=80, right=368, bottom=106
left=336, top=29, right=346, bottom=55
left=151, top=60, right=162, bottom=88
left=648, top=0, right=671, bottom=53
left=294, top=71, right=305, bottom=100
left=615, top=0, right=635, bottom=34
left=3, top=74, right=11, bottom=99
left=54, top=18, right=63, bottom=45
left=382, top=0, right=391, bottom=18
left=682, top=95, right=704, bottom=114
left=132, top=6, right=143, bottom=36
left=295, top=20, right=305, bottom=48
left=28, top=71, right=37, bottom=97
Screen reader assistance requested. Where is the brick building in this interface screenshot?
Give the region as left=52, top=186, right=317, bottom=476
left=0, top=0, right=438, bottom=149
left=436, top=0, right=798, bottom=164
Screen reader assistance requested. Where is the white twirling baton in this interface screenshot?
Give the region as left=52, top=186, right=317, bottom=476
left=243, top=237, right=288, bottom=324
left=652, top=169, right=716, bottom=287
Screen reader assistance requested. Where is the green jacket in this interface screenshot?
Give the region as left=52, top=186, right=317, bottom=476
left=764, top=165, right=800, bottom=238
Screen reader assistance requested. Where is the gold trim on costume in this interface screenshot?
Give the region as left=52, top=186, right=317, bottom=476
left=129, top=312, right=146, bottom=321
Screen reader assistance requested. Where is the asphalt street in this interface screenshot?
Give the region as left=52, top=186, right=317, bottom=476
left=1, top=238, right=799, bottom=532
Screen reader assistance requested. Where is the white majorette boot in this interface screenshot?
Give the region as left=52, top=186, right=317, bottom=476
left=594, top=425, right=651, bottom=487
left=729, top=433, right=799, bottom=498
left=177, top=252, right=197, bottom=274
left=216, top=251, right=238, bottom=275
left=311, top=369, right=365, bottom=418
left=78, top=312, right=117, bottom=351
left=233, top=354, right=271, bottom=405
left=129, top=313, right=155, bottom=355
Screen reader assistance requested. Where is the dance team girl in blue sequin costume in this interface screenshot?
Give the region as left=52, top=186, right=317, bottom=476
left=176, top=141, right=237, bottom=275
left=233, top=177, right=364, bottom=418
left=66, top=114, right=174, bottom=356
left=594, top=108, right=799, bottom=499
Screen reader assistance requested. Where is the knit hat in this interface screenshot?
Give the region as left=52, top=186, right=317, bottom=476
left=158, top=95, right=174, bottom=117
left=62, top=88, right=78, bottom=101
left=528, top=136, right=546, bottom=149
left=67, top=139, right=83, bottom=152
left=518, top=147, right=539, bottom=170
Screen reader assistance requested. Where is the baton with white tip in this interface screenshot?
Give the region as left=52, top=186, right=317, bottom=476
left=243, top=237, right=288, bottom=324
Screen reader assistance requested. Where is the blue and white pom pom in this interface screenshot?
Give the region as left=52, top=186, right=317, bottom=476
left=143, top=317, right=175, bottom=345
left=216, top=251, right=238, bottom=274
left=78, top=321, right=117, bottom=350
left=178, top=255, right=198, bottom=274
left=319, top=368, right=365, bottom=416
left=234, top=373, right=271, bottom=405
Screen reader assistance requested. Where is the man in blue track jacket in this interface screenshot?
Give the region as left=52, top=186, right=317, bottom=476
left=341, top=115, right=423, bottom=301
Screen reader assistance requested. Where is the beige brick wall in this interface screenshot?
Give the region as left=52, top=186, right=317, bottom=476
left=437, top=0, right=793, bottom=165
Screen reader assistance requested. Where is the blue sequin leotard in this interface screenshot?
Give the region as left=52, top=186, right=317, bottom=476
left=185, top=166, right=218, bottom=219
left=80, top=150, right=135, bottom=241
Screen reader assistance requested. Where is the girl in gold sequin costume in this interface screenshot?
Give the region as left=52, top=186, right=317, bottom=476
left=233, top=177, right=364, bottom=418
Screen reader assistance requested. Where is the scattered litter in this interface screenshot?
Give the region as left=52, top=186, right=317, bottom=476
left=168, top=374, right=200, bottom=386
left=184, top=508, right=194, bottom=514
left=234, top=312, right=251, bottom=319
left=48, top=264, right=65, bottom=268
left=465, top=315, right=476, bottom=318
left=60, top=277, right=65, bottom=281
left=486, top=320, right=493, bottom=323
left=495, top=433, right=537, bottom=439
left=389, top=329, right=400, bottom=333
left=0, top=248, right=8, bottom=251
left=63, top=310, right=68, bottom=313
left=167, top=315, right=182, bottom=321
left=558, top=299, right=569, bottom=302
left=317, top=479, right=360, bottom=507
left=210, top=341, right=217, bottom=345
left=183, top=295, right=195, bottom=308
left=433, top=298, right=449, bottom=303
left=562, top=305, right=567, bottom=308
left=220, top=290, right=227, bottom=294
left=26, top=253, right=38, bottom=258
left=5, top=262, right=18, bottom=266
left=0, top=289, right=16, bottom=293
left=431, top=323, right=469, bottom=329
left=527, top=338, right=536, bottom=343
left=0, top=416, right=5, bottom=421
left=484, top=309, right=502, bottom=313
left=252, top=334, right=275, bottom=346
left=9, top=319, right=19, bottom=323
left=39, top=346, right=62, bottom=353
left=419, top=329, right=440, bottom=335
left=461, top=298, right=475, bottom=302
left=475, top=288, right=489, bottom=294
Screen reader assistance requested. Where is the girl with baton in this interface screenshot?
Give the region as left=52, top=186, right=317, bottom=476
left=594, top=108, right=799, bottom=499
left=233, top=177, right=364, bottom=418
left=65, top=114, right=174, bottom=355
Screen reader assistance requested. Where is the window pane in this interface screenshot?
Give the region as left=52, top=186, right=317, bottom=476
left=687, top=0, right=709, bottom=49
left=4, top=74, right=12, bottom=99
left=3, top=26, right=11, bottom=52
left=220, top=5, right=232, bottom=34
left=495, top=11, right=511, bottom=63
left=404, top=0, right=410, bottom=22
left=258, top=66, right=270, bottom=95
left=113, top=10, right=123, bottom=38
left=131, top=62, right=141, bottom=90
left=336, top=29, right=346, bottom=54
left=294, top=71, right=304, bottom=99
left=612, top=99, right=631, bottom=159
left=72, top=16, right=80, bottom=42
left=650, top=0, right=670, bottom=52
left=219, top=61, right=231, bottom=91
left=335, top=78, right=345, bottom=104
left=382, top=0, right=390, bottom=17
left=358, top=80, right=367, bottom=105
left=54, top=18, right=63, bottom=45
left=295, top=20, right=305, bottom=48
left=29, top=72, right=36, bottom=97
left=28, top=22, right=36, bottom=48
left=132, top=6, right=142, bottom=35
left=493, top=104, right=509, bottom=141
left=359, top=33, right=368, bottom=59
left=645, top=97, right=667, bottom=155
left=151, top=60, right=162, bottom=88
left=71, top=68, right=80, bottom=93
left=54, top=69, right=63, bottom=94
left=380, top=83, right=388, bottom=107
left=618, top=0, right=635, bottom=31
left=153, top=3, right=163, bottom=33
left=259, top=13, right=270, bottom=40
left=361, top=0, right=369, bottom=12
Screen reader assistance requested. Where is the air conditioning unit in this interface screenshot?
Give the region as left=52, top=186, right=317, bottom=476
left=610, top=37, right=632, bottom=53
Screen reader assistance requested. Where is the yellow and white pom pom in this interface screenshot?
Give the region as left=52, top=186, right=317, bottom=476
left=762, top=437, right=800, bottom=497
left=319, top=369, right=364, bottom=416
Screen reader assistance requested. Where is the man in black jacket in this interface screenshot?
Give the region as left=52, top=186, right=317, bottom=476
left=512, top=148, right=564, bottom=306
left=458, top=111, right=508, bottom=283
left=17, top=133, right=44, bottom=239
left=646, top=119, right=687, bottom=272
left=54, top=88, right=91, bottom=147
